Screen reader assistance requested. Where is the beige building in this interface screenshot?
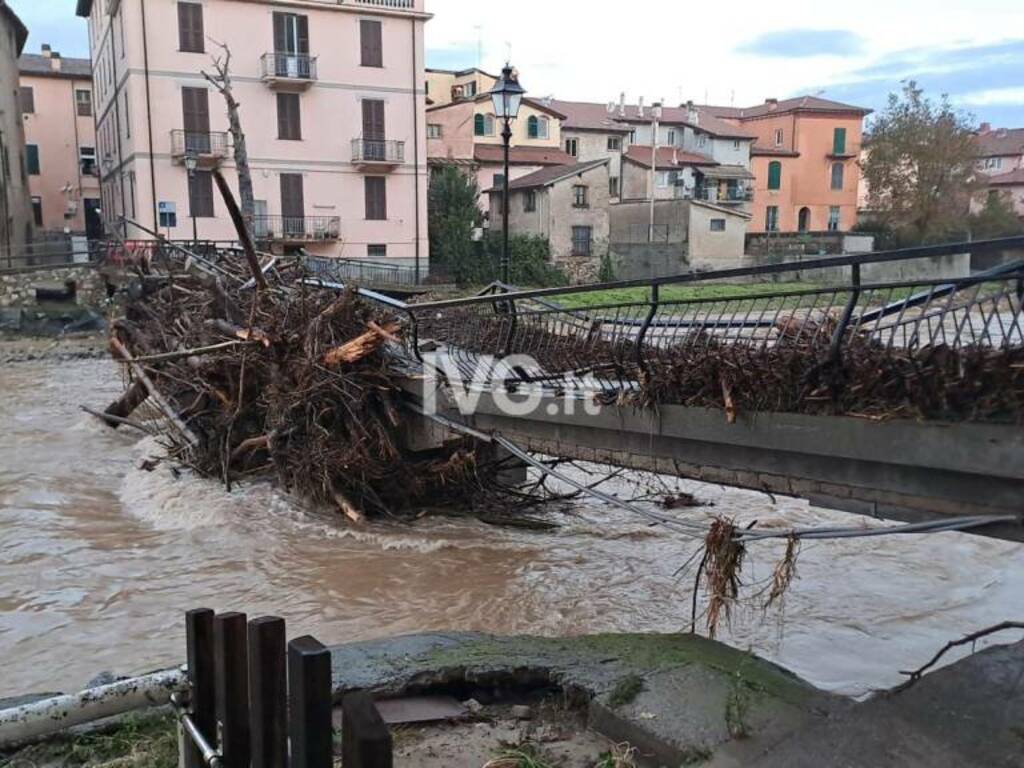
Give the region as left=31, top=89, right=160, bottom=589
left=486, top=159, right=610, bottom=267
left=975, top=124, right=1024, bottom=218
left=76, top=0, right=430, bottom=267
left=425, top=67, right=495, bottom=108
left=0, top=0, right=32, bottom=255
left=18, top=46, right=101, bottom=237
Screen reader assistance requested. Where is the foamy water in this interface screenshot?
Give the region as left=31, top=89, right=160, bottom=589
left=0, top=358, right=1021, bottom=699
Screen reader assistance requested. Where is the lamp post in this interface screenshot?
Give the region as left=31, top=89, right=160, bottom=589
left=488, top=64, right=525, bottom=284
left=183, top=153, right=199, bottom=243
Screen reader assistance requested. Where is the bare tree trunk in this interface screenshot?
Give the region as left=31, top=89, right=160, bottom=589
left=202, top=41, right=255, bottom=222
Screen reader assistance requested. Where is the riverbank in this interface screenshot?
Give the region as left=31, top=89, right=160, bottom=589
left=0, top=332, right=108, bottom=364
left=3, top=631, right=1021, bottom=766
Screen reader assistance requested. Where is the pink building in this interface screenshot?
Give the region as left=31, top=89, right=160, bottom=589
left=975, top=124, right=1024, bottom=218
left=75, top=0, right=430, bottom=268
left=18, top=46, right=101, bottom=237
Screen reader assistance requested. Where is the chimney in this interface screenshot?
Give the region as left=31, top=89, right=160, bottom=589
left=618, top=92, right=626, bottom=117
left=765, top=97, right=779, bottom=111
left=686, top=99, right=698, bottom=125
left=979, top=122, right=992, bottom=133
left=638, top=96, right=645, bottom=119
left=41, top=44, right=52, bottom=57
left=50, top=52, right=62, bottom=72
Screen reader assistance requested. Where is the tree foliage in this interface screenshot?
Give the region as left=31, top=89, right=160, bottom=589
left=428, top=165, right=481, bottom=283
left=862, top=82, right=980, bottom=246
left=969, top=191, right=1024, bottom=239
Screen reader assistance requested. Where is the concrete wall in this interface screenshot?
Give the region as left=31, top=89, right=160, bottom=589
left=0, top=5, right=33, bottom=254
left=608, top=242, right=687, bottom=279
left=85, top=0, right=429, bottom=262
left=0, top=263, right=106, bottom=308
left=687, top=202, right=749, bottom=271
left=20, top=57, right=99, bottom=234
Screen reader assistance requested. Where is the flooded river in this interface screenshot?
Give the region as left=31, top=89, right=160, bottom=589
left=1, top=357, right=1021, bottom=700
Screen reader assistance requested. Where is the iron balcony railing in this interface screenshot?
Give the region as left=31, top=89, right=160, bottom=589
left=392, top=236, right=1024, bottom=395
left=348, top=0, right=415, bottom=8
left=249, top=215, right=340, bottom=242
left=352, top=138, right=406, bottom=164
left=694, top=186, right=754, bottom=203
left=259, top=52, right=318, bottom=82
left=304, top=255, right=420, bottom=287
left=170, top=130, right=230, bottom=159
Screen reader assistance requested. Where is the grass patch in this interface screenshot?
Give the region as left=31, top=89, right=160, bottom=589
left=554, top=282, right=823, bottom=309
left=483, top=742, right=557, bottom=768
left=606, top=674, right=645, bottom=709
left=3, top=712, right=178, bottom=767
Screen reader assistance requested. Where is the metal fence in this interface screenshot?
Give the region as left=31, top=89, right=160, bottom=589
left=399, top=237, right=1024, bottom=393
left=304, top=254, right=420, bottom=287
left=0, top=237, right=103, bottom=271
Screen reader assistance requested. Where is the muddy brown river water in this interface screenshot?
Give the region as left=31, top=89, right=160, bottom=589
left=1, top=357, right=1021, bottom=700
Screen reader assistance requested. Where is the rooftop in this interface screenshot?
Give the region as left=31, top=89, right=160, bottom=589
left=486, top=159, right=609, bottom=193
left=473, top=145, right=576, bottom=166
left=18, top=50, right=92, bottom=78
left=702, top=96, right=873, bottom=120
left=623, top=145, right=717, bottom=170
left=987, top=167, right=1024, bottom=186
left=0, top=1, right=28, bottom=56
left=975, top=127, right=1024, bottom=158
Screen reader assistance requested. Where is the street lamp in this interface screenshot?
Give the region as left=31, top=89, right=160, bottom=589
left=489, top=64, right=525, bottom=284
left=183, top=153, right=199, bottom=243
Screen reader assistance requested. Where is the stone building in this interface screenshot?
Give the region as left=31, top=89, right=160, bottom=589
left=0, top=0, right=32, bottom=256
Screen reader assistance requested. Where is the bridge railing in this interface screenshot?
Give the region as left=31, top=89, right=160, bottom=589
left=303, top=253, right=421, bottom=288
left=402, top=237, right=1024, bottom=392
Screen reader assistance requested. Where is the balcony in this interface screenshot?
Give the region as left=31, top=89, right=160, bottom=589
left=693, top=186, right=753, bottom=204
left=259, top=53, right=318, bottom=90
left=249, top=215, right=340, bottom=244
left=347, top=0, right=416, bottom=9
left=170, top=130, right=230, bottom=168
left=351, top=138, right=405, bottom=168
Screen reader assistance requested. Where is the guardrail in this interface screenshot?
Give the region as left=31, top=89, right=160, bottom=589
left=170, top=130, right=230, bottom=159
left=249, top=215, right=340, bottom=242
left=1, top=239, right=104, bottom=271
left=304, top=254, right=420, bottom=287
left=352, top=138, right=405, bottom=164
left=259, top=52, right=318, bottom=82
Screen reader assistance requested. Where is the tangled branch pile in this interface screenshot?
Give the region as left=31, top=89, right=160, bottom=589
left=105, top=251, right=500, bottom=521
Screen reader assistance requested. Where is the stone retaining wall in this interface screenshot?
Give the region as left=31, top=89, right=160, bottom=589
left=0, top=265, right=107, bottom=309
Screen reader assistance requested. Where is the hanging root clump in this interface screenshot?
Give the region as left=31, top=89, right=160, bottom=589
left=694, top=517, right=746, bottom=638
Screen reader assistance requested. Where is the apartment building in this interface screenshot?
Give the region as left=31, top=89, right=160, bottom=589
left=0, top=0, right=32, bottom=254
left=18, top=46, right=101, bottom=237
left=975, top=124, right=1024, bottom=217
left=75, top=0, right=430, bottom=266
left=425, top=66, right=495, bottom=108
left=426, top=86, right=574, bottom=209
left=706, top=96, right=871, bottom=234
left=547, top=100, right=630, bottom=201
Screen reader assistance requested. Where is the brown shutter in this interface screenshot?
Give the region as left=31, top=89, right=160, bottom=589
left=297, top=15, right=310, bottom=55
left=361, top=99, right=386, bottom=141
left=189, top=171, right=214, bottom=217
left=181, top=87, right=211, bottom=153
left=280, top=174, right=304, bottom=218
left=19, top=87, right=34, bottom=114
left=360, top=20, right=383, bottom=67
left=364, top=177, right=386, bottom=220
left=273, top=12, right=288, bottom=53
left=277, top=94, right=301, bottom=140
left=178, top=3, right=204, bottom=53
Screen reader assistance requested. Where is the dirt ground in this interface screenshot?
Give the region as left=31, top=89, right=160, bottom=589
left=0, top=333, right=108, bottom=364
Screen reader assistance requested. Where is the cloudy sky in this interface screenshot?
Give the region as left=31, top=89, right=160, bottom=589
left=12, top=0, right=1024, bottom=125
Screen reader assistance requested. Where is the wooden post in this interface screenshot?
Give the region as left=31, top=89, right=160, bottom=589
left=184, top=608, right=216, bottom=768
left=340, top=692, right=392, bottom=768
left=214, top=612, right=251, bottom=768
left=102, top=379, right=149, bottom=428
left=287, top=636, right=333, bottom=768
left=248, top=617, right=287, bottom=768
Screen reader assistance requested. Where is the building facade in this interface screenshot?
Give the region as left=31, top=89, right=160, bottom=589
left=425, top=67, right=495, bottom=108
left=76, top=0, right=430, bottom=266
left=975, top=124, right=1024, bottom=218
left=18, top=46, right=101, bottom=237
left=0, top=0, right=32, bottom=255
left=705, top=96, right=871, bottom=234
left=486, top=159, right=610, bottom=269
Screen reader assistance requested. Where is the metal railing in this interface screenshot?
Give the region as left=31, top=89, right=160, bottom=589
left=259, top=52, right=318, bottom=82
left=248, top=215, right=340, bottom=242
left=349, top=0, right=415, bottom=8
left=304, top=254, right=420, bottom=287
left=396, top=237, right=1024, bottom=394
left=170, top=130, right=230, bottom=159
left=352, top=138, right=406, bottom=164
left=1, top=238, right=104, bottom=271
left=693, top=186, right=753, bottom=203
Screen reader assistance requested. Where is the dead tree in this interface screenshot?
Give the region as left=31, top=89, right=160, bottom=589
left=202, top=41, right=255, bottom=222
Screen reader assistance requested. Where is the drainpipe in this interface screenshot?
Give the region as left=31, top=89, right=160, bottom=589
left=410, top=17, right=421, bottom=283
left=140, top=0, right=159, bottom=233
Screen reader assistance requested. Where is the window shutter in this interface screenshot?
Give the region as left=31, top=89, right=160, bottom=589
left=362, top=99, right=386, bottom=141
left=767, top=161, right=782, bottom=190
left=360, top=20, right=383, bottom=67
left=474, top=114, right=485, bottom=136
left=178, top=3, right=204, bottom=53
left=833, top=127, right=847, bottom=155
left=528, top=116, right=538, bottom=139
left=189, top=171, right=215, bottom=217
left=365, top=177, right=387, bottom=220
left=26, top=144, right=40, bottom=175
left=280, top=174, right=305, bottom=218
left=277, top=94, right=301, bottom=140
left=19, top=87, right=34, bottom=114
left=297, top=15, right=310, bottom=55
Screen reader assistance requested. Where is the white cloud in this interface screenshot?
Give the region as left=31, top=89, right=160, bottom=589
left=956, top=87, right=1024, bottom=106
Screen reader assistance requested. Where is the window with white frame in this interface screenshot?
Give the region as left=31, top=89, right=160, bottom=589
left=79, top=146, right=97, bottom=176
left=709, top=218, right=726, bottom=231
left=828, top=206, right=841, bottom=231
left=427, top=124, right=442, bottom=139
left=565, top=138, right=578, bottom=157
left=523, top=189, right=537, bottom=212
left=698, top=133, right=707, bottom=147
left=609, top=176, right=620, bottom=197
left=774, top=128, right=784, bottom=147
left=667, top=129, right=676, bottom=145
left=607, top=136, right=622, bottom=151
left=572, top=185, right=589, bottom=207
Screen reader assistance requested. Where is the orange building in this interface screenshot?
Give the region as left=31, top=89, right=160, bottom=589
left=706, top=97, right=871, bottom=233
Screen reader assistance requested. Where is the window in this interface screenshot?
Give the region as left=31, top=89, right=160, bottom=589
left=733, top=139, right=740, bottom=150
left=189, top=170, right=215, bottom=217
left=656, top=171, right=669, bottom=188
left=828, top=206, right=841, bottom=232
left=774, top=128, right=783, bottom=147
left=565, top=138, right=578, bottom=157
left=710, top=218, right=726, bottom=232
left=571, top=226, right=593, bottom=257
left=697, top=133, right=707, bottom=147
left=474, top=113, right=494, bottom=137
left=75, top=89, right=93, bottom=117
left=463, top=81, right=477, bottom=98
left=667, top=129, right=676, bottom=145
left=26, top=144, right=40, bottom=175
left=523, top=189, right=536, bottom=212
left=767, top=161, right=782, bottom=190
left=365, top=176, right=387, bottom=220
left=31, top=197, right=42, bottom=227
left=984, top=157, right=1003, bottom=170
left=607, top=136, right=621, bottom=151
left=572, top=185, right=589, bottom=208
left=427, top=124, right=442, bottom=139
left=526, top=115, right=549, bottom=139
left=832, top=127, right=847, bottom=155
left=367, top=244, right=387, bottom=259
left=492, top=173, right=505, bottom=189
left=19, top=86, right=34, bottom=114
left=177, top=2, right=204, bottom=53
left=277, top=93, right=301, bottom=140
left=80, top=146, right=96, bottom=176
left=360, top=19, right=383, bottom=67
left=609, top=176, right=620, bottom=197
left=830, top=162, right=844, bottom=191
left=765, top=205, right=779, bottom=232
